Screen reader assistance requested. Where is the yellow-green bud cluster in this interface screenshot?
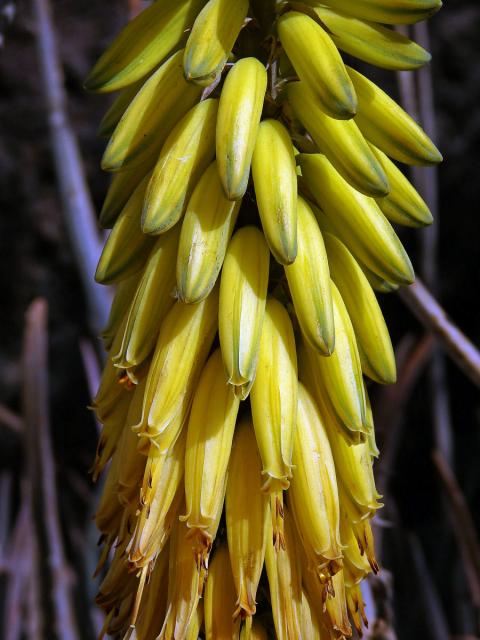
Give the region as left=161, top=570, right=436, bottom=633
left=87, top=0, right=442, bottom=637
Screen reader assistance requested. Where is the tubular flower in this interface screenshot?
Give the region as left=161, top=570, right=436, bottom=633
left=87, top=0, right=441, bottom=636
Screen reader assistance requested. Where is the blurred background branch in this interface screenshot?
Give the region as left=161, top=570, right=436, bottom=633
left=399, top=279, right=480, bottom=388
left=22, top=299, right=80, bottom=640
left=32, top=0, right=111, bottom=338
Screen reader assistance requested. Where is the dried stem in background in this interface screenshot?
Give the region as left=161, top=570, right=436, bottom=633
left=24, top=521, right=42, bottom=640
left=129, top=0, right=143, bottom=18
left=375, top=333, right=435, bottom=498
left=396, top=23, right=454, bottom=467
left=411, top=22, right=440, bottom=290
left=3, top=498, right=33, bottom=640
left=408, top=533, right=450, bottom=640
left=0, top=404, right=23, bottom=433
left=22, top=299, right=80, bottom=640
left=399, top=279, right=480, bottom=388
left=32, top=0, right=111, bottom=336
left=0, top=473, right=12, bottom=571
left=433, top=450, right=480, bottom=629
left=79, top=338, right=102, bottom=433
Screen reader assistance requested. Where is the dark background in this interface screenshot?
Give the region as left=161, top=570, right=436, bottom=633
left=0, top=1, right=479, bottom=638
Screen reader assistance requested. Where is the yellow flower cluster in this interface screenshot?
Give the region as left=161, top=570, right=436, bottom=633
left=87, top=0, right=441, bottom=637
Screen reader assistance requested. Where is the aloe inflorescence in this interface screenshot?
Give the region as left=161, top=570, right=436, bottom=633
left=87, top=1, right=442, bottom=637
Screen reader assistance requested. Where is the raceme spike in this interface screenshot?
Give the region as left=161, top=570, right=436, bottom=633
left=87, top=0, right=443, bottom=635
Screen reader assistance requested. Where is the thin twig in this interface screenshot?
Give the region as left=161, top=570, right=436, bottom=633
left=367, top=571, right=397, bottom=640
left=413, top=22, right=454, bottom=463
left=32, top=0, right=111, bottom=336
left=78, top=341, right=106, bottom=635
left=408, top=533, right=450, bottom=640
left=375, top=333, right=435, bottom=498
left=396, top=24, right=454, bottom=466
left=3, top=496, right=35, bottom=640
left=433, top=450, right=480, bottom=621
left=396, top=64, right=419, bottom=121
left=398, top=279, right=480, bottom=387
left=23, top=299, right=80, bottom=640
left=373, top=333, right=434, bottom=564
left=79, top=338, right=103, bottom=433
left=78, top=339, right=102, bottom=396
left=128, top=0, right=143, bottom=18
left=428, top=352, right=454, bottom=463
left=0, top=403, right=23, bottom=433
left=24, top=521, right=43, bottom=640
left=412, top=22, right=440, bottom=290
left=0, top=472, right=12, bottom=571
